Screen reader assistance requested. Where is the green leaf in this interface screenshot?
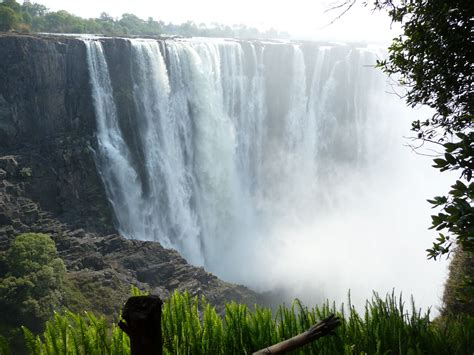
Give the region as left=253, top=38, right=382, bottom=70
left=443, top=142, right=458, bottom=153
left=444, top=153, right=457, bottom=165
left=432, top=158, right=447, bottom=168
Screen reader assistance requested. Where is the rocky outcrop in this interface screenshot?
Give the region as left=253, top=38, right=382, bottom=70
left=0, top=154, right=259, bottom=316
left=0, top=33, right=259, bottom=316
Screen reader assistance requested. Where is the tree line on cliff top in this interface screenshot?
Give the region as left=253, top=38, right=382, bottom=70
left=0, top=0, right=289, bottom=38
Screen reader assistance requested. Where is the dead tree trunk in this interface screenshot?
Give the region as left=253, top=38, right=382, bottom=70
left=253, top=314, right=341, bottom=354
left=118, top=295, right=163, bottom=355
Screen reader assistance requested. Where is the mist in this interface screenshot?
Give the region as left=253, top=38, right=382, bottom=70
left=203, top=80, right=449, bottom=313
left=213, top=142, right=449, bottom=313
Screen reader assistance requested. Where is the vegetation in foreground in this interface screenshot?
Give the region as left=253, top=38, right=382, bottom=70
left=0, top=234, right=472, bottom=354
left=0, top=290, right=468, bottom=354
left=0, top=232, right=469, bottom=354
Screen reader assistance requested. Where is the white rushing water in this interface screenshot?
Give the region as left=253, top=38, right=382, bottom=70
left=85, top=38, right=448, bottom=312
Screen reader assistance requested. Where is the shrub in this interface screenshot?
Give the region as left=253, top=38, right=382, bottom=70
left=0, top=233, right=66, bottom=333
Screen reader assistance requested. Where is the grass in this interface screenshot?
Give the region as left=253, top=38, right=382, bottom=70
left=13, top=290, right=474, bottom=354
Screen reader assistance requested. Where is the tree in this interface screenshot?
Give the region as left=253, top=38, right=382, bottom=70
left=119, top=13, right=145, bottom=34
left=0, top=233, right=66, bottom=332
left=99, top=11, right=114, bottom=23
left=21, top=2, right=48, bottom=18
left=1, top=0, right=21, bottom=13
left=369, top=0, right=473, bottom=259
left=0, top=5, right=18, bottom=31
left=41, top=10, right=84, bottom=33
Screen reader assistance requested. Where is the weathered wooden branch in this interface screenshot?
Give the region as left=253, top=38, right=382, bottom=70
left=253, top=314, right=341, bottom=354
left=118, top=295, right=163, bottom=355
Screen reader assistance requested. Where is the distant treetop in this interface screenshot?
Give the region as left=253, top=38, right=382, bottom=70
left=0, top=0, right=289, bottom=39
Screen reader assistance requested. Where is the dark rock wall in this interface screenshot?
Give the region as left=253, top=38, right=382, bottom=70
left=0, top=34, right=95, bottom=146
left=0, top=34, right=113, bottom=231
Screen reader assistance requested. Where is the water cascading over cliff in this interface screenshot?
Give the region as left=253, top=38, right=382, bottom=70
left=84, top=37, right=446, bottom=308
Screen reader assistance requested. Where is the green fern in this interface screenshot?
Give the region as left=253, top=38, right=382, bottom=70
left=15, top=291, right=474, bottom=355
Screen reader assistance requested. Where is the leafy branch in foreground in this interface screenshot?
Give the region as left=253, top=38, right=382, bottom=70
left=373, top=0, right=473, bottom=259
left=428, top=132, right=474, bottom=258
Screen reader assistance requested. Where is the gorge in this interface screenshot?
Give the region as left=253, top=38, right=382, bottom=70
left=0, top=33, right=447, bottom=314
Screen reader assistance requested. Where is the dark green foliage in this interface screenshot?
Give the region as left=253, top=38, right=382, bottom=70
left=0, top=233, right=66, bottom=333
left=1, top=0, right=21, bottom=13
left=15, top=291, right=474, bottom=354
left=40, top=10, right=85, bottom=33
left=0, top=335, right=12, bottom=355
left=374, top=0, right=473, bottom=259
left=0, top=5, right=18, bottom=31
left=428, top=133, right=474, bottom=258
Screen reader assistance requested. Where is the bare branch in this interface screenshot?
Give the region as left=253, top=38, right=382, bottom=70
left=404, top=143, right=442, bottom=157
left=324, top=0, right=356, bottom=13
left=321, top=0, right=357, bottom=28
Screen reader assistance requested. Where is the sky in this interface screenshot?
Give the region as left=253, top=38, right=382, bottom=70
left=34, top=0, right=399, bottom=42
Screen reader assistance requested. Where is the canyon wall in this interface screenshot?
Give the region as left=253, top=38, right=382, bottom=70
left=0, top=34, right=258, bottom=315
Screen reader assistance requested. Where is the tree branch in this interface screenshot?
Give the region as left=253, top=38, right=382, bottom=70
left=252, top=314, right=341, bottom=354
left=322, top=0, right=357, bottom=27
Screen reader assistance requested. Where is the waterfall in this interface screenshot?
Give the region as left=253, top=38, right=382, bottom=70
left=85, top=38, right=447, bottom=311
left=84, top=40, right=146, bottom=242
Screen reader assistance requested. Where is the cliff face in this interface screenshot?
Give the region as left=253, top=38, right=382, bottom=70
left=0, top=34, right=113, bottom=230
left=0, top=35, right=94, bottom=146
left=0, top=33, right=258, bottom=315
